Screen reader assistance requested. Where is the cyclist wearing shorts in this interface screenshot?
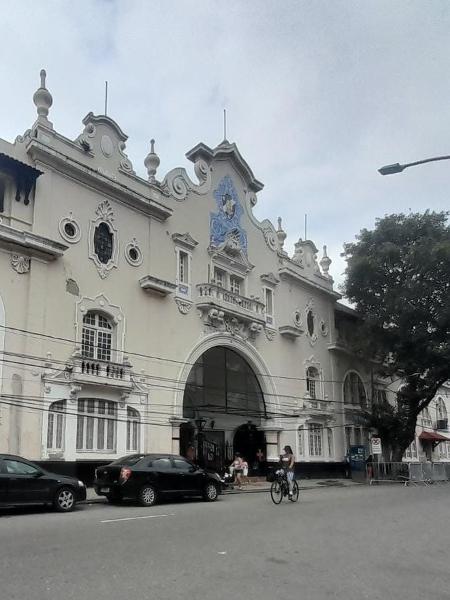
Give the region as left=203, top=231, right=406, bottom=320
left=280, top=445, right=295, bottom=498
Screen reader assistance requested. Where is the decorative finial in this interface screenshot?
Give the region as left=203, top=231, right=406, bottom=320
left=33, top=68, right=53, bottom=129
left=144, top=139, right=160, bottom=184
left=276, top=217, right=287, bottom=249
left=320, top=245, right=332, bottom=278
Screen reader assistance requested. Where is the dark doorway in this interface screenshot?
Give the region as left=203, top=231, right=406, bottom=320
left=180, top=422, right=196, bottom=458
left=233, top=424, right=266, bottom=474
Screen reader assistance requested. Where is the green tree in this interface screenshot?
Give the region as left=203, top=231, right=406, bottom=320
left=343, top=211, right=450, bottom=461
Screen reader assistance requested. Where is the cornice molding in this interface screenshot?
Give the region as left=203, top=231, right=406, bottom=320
left=0, top=222, right=67, bottom=261
left=26, top=139, right=172, bottom=222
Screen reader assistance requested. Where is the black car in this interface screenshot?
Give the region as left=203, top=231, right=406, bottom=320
left=94, top=454, right=222, bottom=506
left=0, top=454, right=87, bottom=512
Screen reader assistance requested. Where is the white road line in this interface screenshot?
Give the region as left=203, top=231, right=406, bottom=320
left=100, top=513, right=175, bottom=524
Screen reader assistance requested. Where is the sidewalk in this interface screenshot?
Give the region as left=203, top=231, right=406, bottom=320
left=83, top=478, right=361, bottom=503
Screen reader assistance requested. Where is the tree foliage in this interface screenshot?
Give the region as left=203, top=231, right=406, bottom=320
left=343, top=211, right=450, bottom=460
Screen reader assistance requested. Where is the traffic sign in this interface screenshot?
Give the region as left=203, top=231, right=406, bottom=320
left=371, top=437, right=382, bottom=455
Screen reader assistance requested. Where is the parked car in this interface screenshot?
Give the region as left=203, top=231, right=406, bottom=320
left=94, top=454, right=223, bottom=506
left=0, top=454, right=87, bottom=512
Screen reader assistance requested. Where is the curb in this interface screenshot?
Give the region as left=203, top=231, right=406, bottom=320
left=82, top=481, right=358, bottom=503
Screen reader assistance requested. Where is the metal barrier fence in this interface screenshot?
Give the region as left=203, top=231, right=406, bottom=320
left=368, top=462, right=450, bottom=486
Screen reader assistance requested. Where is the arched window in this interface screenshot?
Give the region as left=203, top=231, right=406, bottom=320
left=47, top=400, right=66, bottom=450
left=306, top=367, right=320, bottom=400
left=436, top=397, right=447, bottom=421
left=127, top=406, right=141, bottom=452
left=343, top=372, right=367, bottom=408
left=82, top=312, right=113, bottom=361
left=76, top=399, right=117, bottom=451
left=421, top=407, right=432, bottom=428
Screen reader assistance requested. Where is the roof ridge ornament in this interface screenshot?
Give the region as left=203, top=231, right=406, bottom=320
left=320, top=245, right=332, bottom=279
left=276, top=217, right=287, bottom=250
left=145, top=139, right=160, bottom=184
left=33, top=69, right=53, bottom=129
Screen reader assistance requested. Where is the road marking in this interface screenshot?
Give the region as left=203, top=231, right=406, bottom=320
left=217, top=551, right=227, bottom=555
left=100, top=513, right=175, bottom=524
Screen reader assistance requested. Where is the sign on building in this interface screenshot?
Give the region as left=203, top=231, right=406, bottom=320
left=371, top=437, right=382, bottom=455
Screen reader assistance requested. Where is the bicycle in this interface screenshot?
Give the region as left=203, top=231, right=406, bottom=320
left=270, top=469, right=299, bottom=504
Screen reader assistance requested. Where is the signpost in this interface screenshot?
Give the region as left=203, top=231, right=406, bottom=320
left=371, top=437, right=382, bottom=455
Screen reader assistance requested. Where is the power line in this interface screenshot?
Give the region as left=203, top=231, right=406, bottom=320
left=0, top=323, right=383, bottom=386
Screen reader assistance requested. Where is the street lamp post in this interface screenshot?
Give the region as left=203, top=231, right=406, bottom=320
left=378, top=154, right=450, bottom=176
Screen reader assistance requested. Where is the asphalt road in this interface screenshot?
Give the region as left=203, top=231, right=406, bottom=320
left=1, top=485, right=449, bottom=600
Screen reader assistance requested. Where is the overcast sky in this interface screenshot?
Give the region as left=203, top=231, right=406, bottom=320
left=2, top=0, right=449, bottom=289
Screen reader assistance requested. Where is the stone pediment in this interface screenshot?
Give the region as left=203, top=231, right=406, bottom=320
left=75, top=112, right=135, bottom=176
left=208, top=245, right=254, bottom=275
left=260, top=272, right=280, bottom=286
left=171, top=232, right=199, bottom=250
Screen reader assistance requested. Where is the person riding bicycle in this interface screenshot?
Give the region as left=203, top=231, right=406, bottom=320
left=280, top=445, right=295, bottom=498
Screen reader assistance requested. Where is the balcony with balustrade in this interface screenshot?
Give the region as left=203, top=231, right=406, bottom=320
left=69, top=354, right=133, bottom=391
left=196, top=283, right=266, bottom=325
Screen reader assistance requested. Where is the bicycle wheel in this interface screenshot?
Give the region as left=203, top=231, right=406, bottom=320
left=270, top=481, right=283, bottom=504
left=289, top=480, right=299, bottom=502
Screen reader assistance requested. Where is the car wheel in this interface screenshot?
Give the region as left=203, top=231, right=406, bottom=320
left=138, top=484, right=157, bottom=507
left=53, top=487, right=75, bottom=512
left=203, top=482, right=218, bottom=502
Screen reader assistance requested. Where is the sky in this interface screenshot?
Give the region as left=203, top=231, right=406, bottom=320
left=1, top=0, right=449, bottom=290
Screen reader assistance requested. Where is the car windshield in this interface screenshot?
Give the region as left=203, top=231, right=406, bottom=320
left=109, top=454, right=146, bottom=466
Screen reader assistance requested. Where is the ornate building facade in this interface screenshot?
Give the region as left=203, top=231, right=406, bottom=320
left=1, top=71, right=447, bottom=479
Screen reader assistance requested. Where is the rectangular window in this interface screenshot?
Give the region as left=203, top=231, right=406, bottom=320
left=354, top=428, right=362, bottom=446
left=76, top=399, right=117, bottom=452
left=81, top=327, right=95, bottom=359
left=327, top=428, right=333, bottom=457
left=309, top=424, right=323, bottom=457
left=47, top=401, right=66, bottom=451
left=298, top=428, right=304, bottom=456
left=230, top=275, right=242, bottom=295
left=265, top=288, right=274, bottom=325
left=179, top=251, right=189, bottom=284
left=214, top=268, right=226, bottom=288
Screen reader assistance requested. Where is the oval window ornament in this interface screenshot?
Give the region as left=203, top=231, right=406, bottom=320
left=94, top=222, right=113, bottom=264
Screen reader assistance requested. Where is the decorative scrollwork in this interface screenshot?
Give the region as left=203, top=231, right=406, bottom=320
left=162, top=158, right=212, bottom=202
left=11, top=254, right=30, bottom=274
left=264, top=228, right=278, bottom=252
left=175, top=299, right=193, bottom=315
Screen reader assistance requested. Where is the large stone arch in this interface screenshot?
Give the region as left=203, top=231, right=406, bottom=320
left=173, top=332, right=280, bottom=423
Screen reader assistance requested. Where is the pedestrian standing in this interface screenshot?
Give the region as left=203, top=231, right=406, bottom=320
left=230, top=453, right=244, bottom=489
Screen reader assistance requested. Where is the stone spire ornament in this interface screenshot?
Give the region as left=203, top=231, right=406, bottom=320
left=276, top=217, right=287, bottom=250
left=320, top=245, right=332, bottom=278
left=144, top=139, right=160, bottom=183
left=33, top=69, right=53, bottom=128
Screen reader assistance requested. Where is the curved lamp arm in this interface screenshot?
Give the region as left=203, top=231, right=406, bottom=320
left=378, top=154, right=450, bottom=175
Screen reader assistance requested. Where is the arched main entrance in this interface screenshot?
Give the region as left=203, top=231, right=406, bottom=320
left=182, top=346, right=267, bottom=472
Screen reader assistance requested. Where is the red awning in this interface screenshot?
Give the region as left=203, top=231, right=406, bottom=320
left=419, top=431, right=449, bottom=442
